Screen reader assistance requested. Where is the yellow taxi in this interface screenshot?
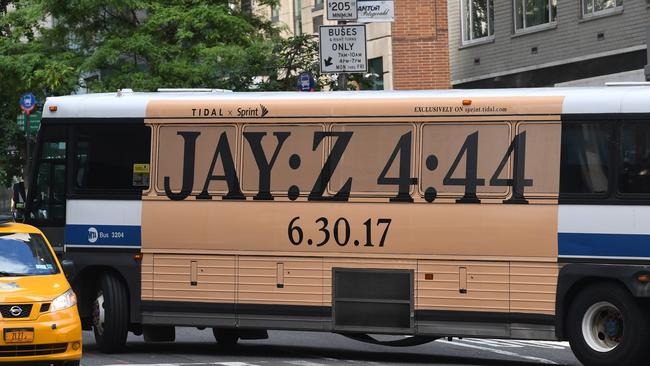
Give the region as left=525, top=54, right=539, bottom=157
left=0, top=219, right=82, bottom=365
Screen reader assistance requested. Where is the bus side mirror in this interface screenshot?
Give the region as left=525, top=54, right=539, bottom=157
left=61, top=260, right=75, bottom=279
left=12, top=182, right=26, bottom=223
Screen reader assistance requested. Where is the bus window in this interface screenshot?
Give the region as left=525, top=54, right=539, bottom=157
left=330, top=124, right=415, bottom=196
left=74, top=124, right=151, bottom=193
left=420, top=123, right=511, bottom=200
left=241, top=124, right=325, bottom=199
left=156, top=125, right=237, bottom=196
left=619, top=122, right=650, bottom=194
left=29, top=126, right=66, bottom=223
left=515, top=123, right=561, bottom=197
left=560, top=122, right=612, bottom=195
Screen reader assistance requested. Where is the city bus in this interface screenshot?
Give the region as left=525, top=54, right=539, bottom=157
left=14, top=85, right=650, bottom=366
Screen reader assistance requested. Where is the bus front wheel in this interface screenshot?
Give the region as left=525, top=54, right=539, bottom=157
left=567, top=282, right=650, bottom=366
left=92, top=273, right=129, bottom=353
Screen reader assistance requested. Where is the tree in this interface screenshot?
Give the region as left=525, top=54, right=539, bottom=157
left=0, top=0, right=79, bottom=187
left=258, top=33, right=334, bottom=91
left=0, top=0, right=282, bottom=187
left=43, top=0, right=280, bottom=92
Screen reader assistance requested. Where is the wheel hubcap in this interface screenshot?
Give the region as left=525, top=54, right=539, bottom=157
left=582, top=301, right=623, bottom=352
left=93, top=292, right=106, bottom=336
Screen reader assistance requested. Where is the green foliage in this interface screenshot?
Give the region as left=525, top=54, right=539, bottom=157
left=258, top=33, right=334, bottom=91
left=1, top=0, right=79, bottom=187
left=41, top=0, right=281, bottom=91
left=0, top=0, right=296, bottom=188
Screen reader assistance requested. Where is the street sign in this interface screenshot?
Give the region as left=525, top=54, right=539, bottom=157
left=319, top=25, right=367, bottom=73
left=357, top=0, right=394, bottom=22
left=16, top=110, right=41, bottom=133
left=19, top=93, right=36, bottom=114
left=327, top=0, right=358, bottom=21
left=297, top=72, right=316, bottom=92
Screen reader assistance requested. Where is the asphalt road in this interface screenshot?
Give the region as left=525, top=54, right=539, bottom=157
left=79, top=328, right=582, bottom=366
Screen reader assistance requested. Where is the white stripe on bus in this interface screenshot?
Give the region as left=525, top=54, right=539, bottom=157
left=66, top=199, right=142, bottom=225
left=559, top=205, right=650, bottom=235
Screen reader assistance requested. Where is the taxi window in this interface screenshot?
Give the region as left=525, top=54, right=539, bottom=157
left=0, top=233, right=59, bottom=276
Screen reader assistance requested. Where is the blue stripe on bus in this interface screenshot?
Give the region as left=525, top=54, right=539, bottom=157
left=558, top=232, right=650, bottom=258
left=64, top=224, right=141, bottom=246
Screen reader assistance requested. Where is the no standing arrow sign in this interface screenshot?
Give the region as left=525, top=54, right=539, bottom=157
left=319, top=25, right=367, bottom=73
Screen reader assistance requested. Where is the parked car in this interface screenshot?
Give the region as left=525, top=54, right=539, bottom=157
left=0, top=217, right=82, bottom=365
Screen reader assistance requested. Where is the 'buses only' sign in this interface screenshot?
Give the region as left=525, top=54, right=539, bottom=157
left=319, top=25, right=367, bottom=73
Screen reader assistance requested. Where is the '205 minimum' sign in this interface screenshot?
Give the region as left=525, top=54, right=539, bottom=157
left=327, top=0, right=357, bottom=21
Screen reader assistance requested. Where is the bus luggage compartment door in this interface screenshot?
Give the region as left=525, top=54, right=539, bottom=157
left=332, top=268, right=413, bottom=333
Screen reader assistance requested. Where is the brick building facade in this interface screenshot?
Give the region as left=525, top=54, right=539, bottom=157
left=261, top=0, right=451, bottom=90
left=392, top=0, right=450, bottom=89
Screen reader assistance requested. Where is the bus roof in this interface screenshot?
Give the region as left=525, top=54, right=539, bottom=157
left=42, top=86, right=650, bottom=119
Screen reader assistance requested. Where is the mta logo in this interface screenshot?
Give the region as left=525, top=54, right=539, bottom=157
left=88, top=227, right=98, bottom=243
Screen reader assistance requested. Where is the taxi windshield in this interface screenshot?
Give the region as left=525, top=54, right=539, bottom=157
left=0, top=233, right=60, bottom=276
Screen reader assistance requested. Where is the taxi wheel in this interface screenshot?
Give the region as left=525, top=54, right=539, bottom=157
left=63, top=361, right=80, bottom=366
left=93, top=273, right=129, bottom=353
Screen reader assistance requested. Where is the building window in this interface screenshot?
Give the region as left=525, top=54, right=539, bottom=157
left=294, top=0, right=303, bottom=35
left=367, top=57, right=384, bottom=90
left=461, top=0, right=495, bottom=43
left=582, top=0, right=623, bottom=17
left=312, top=15, right=323, bottom=34
left=314, top=0, right=324, bottom=10
left=514, top=0, right=556, bottom=31
left=271, top=4, right=280, bottom=22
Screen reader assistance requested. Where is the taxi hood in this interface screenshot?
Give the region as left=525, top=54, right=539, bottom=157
left=0, top=274, right=70, bottom=303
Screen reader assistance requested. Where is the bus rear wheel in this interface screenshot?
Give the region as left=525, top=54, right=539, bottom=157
left=213, top=328, right=239, bottom=346
left=567, top=282, right=650, bottom=366
left=93, top=273, right=129, bottom=353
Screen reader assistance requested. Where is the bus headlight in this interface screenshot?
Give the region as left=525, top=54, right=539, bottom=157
left=51, top=289, right=77, bottom=312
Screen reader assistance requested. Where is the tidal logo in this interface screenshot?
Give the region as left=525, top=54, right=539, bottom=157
left=88, top=227, right=98, bottom=243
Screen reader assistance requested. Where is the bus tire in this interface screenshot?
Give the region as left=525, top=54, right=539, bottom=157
left=567, top=282, right=650, bottom=366
left=93, top=273, right=129, bottom=353
left=213, top=328, right=238, bottom=346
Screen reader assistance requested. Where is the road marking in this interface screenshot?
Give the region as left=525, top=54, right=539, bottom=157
left=517, top=340, right=571, bottom=348
left=499, top=340, right=569, bottom=349
left=444, top=339, right=558, bottom=365
left=284, top=361, right=328, bottom=366
left=462, top=338, right=570, bottom=350
left=464, top=339, right=521, bottom=348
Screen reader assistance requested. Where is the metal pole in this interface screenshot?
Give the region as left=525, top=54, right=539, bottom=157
left=25, top=111, right=30, bottom=177
left=338, top=73, right=348, bottom=90
left=645, top=25, right=650, bottom=81
left=338, top=19, right=348, bottom=90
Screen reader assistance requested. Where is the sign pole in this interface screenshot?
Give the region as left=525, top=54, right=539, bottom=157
left=338, top=72, right=348, bottom=90
left=25, top=111, right=30, bottom=174
left=322, top=0, right=365, bottom=89
left=645, top=24, right=650, bottom=81
left=338, top=20, right=348, bottom=90
left=19, top=92, right=36, bottom=180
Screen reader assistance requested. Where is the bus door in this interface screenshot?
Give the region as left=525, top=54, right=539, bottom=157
left=26, top=124, right=68, bottom=251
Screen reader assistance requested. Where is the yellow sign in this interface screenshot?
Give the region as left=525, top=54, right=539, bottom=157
left=133, top=164, right=150, bottom=173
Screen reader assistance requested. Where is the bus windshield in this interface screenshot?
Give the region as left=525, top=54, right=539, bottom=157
left=0, top=233, right=60, bottom=276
